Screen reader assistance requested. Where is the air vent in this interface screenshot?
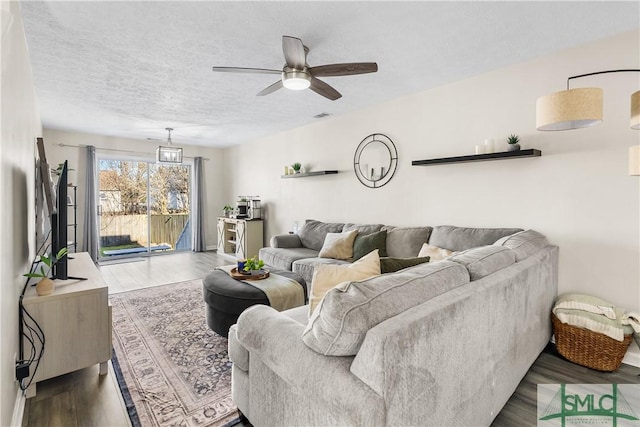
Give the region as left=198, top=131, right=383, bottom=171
left=314, top=112, right=331, bottom=119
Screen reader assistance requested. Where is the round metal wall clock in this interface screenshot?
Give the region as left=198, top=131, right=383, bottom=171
left=353, top=133, right=398, bottom=188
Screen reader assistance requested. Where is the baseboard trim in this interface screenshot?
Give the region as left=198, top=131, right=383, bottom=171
left=11, top=386, right=25, bottom=427
left=622, top=346, right=640, bottom=368
left=206, top=245, right=217, bottom=251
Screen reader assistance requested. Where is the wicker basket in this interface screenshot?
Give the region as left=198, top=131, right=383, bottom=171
left=552, top=313, right=633, bottom=372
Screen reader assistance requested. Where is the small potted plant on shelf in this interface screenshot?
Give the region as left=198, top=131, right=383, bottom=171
left=223, top=204, right=233, bottom=218
left=291, top=162, right=302, bottom=174
left=243, top=256, right=265, bottom=276
left=507, top=134, right=521, bottom=151
left=24, top=248, right=68, bottom=296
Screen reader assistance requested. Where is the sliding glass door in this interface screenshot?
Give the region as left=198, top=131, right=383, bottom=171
left=97, top=157, right=191, bottom=259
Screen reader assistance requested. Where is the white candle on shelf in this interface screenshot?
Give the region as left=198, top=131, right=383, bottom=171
left=475, top=145, right=485, bottom=155
left=484, top=139, right=495, bottom=154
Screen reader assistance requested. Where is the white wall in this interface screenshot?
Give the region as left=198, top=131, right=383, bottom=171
left=42, top=128, right=227, bottom=252
left=225, top=31, right=640, bottom=363
left=0, top=1, right=43, bottom=425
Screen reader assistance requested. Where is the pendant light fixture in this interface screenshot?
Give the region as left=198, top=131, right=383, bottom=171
left=536, top=69, right=640, bottom=131
left=156, top=127, right=183, bottom=163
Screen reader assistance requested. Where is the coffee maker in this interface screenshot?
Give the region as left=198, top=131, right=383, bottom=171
left=235, top=197, right=249, bottom=219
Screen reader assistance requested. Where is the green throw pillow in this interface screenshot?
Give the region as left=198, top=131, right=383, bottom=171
left=380, top=256, right=430, bottom=274
left=353, top=230, right=388, bottom=261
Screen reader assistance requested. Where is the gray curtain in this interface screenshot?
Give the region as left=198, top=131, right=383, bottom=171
left=192, top=156, right=207, bottom=251
left=83, top=145, right=99, bottom=260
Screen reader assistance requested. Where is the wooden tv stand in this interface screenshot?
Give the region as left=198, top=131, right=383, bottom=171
left=21, top=252, right=112, bottom=398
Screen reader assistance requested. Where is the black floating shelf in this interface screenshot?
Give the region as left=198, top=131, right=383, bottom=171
left=412, top=149, right=541, bottom=166
left=281, top=170, right=338, bottom=179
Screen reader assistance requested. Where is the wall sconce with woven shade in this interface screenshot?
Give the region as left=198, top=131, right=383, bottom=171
left=156, top=127, right=183, bottom=163
left=536, top=69, right=640, bottom=131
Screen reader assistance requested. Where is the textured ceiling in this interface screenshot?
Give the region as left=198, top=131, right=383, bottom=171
left=20, top=1, right=640, bottom=147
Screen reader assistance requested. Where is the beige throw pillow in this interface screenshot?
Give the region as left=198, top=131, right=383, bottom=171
left=309, top=249, right=381, bottom=315
left=418, top=243, right=453, bottom=261
left=318, top=230, right=358, bottom=260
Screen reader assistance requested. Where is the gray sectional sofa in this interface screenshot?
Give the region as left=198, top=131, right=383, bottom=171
left=259, top=220, right=523, bottom=285
left=231, top=222, right=559, bottom=426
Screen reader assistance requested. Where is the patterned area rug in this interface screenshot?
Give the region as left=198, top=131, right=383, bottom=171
left=110, top=279, right=238, bottom=427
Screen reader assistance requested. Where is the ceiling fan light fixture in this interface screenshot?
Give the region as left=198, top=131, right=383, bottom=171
left=282, top=70, right=311, bottom=90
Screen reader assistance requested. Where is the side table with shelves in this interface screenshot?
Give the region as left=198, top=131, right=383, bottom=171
left=217, top=217, right=263, bottom=259
left=21, top=252, right=112, bottom=397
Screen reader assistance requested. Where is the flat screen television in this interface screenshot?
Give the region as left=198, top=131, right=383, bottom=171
left=35, top=138, right=70, bottom=280
left=51, top=160, right=68, bottom=280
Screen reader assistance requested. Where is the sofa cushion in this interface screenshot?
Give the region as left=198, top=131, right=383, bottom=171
left=353, top=230, right=388, bottom=261
left=298, top=220, right=345, bottom=251
left=259, top=246, right=320, bottom=271
left=308, top=250, right=381, bottom=314
left=318, top=230, right=358, bottom=260
left=342, top=223, right=385, bottom=236
left=382, top=226, right=433, bottom=258
left=429, top=225, right=523, bottom=251
left=448, top=245, right=516, bottom=281
left=494, top=229, right=549, bottom=261
left=292, top=257, right=351, bottom=286
left=302, top=261, right=470, bottom=356
left=380, top=256, right=430, bottom=274
left=418, top=243, right=453, bottom=261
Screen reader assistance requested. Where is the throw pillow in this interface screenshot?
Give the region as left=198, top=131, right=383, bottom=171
left=318, top=230, right=358, bottom=260
left=308, top=249, right=381, bottom=315
left=418, top=243, right=453, bottom=261
left=353, top=230, right=387, bottom=261
left=380, top=256, right=430, bottom=274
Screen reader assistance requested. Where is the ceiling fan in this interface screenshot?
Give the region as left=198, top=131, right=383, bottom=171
left=212, top=36, right=378, bottom=101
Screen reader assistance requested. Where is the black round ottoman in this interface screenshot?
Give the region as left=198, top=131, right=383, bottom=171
left=202, top=269, right=307, bottom=338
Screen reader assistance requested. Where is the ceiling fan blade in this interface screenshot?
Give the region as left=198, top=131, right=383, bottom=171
left=309, top=62, right=378, bottom=77
left=282, top=36, right=306, bottom=69
left=212, top=66, right=281, bottom=75
left=309, top=77, right=341, bottom=101
left=257, top=80, right=284, bottom=96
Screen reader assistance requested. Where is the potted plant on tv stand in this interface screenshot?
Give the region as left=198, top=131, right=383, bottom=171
left=291, top=162, right=302, bottom=174
left=24, top=248, right=68, bottom=296
left=223, top=204, right=233, bottom=218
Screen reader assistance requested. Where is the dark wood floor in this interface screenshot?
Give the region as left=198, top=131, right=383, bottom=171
left=492, top=345, right=640, bottom=426
left=22, top=362, right=130, bottom=427
left=22, top=251, right=640, bottom=426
